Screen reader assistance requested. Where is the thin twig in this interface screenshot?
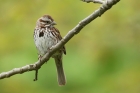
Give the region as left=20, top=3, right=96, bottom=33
left=34, top=69, right=38, bottom=81
left=81, top=0, right=104, bottom=4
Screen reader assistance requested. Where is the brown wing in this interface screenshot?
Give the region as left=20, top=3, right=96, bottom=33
left=52, top=27, right=66, bottom=55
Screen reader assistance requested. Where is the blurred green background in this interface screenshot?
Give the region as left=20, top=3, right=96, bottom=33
left=0, top=0, right=140, bottom=93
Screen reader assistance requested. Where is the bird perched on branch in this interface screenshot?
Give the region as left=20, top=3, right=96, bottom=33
left=34, top=15, right=66, bottom=86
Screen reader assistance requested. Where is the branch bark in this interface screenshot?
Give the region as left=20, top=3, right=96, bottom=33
left=0, top=0, right=120, bottom=80
left=81, top=0, right=104, bottom=4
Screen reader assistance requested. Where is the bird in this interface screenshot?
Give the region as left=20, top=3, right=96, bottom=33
left=34, top=15, right=66, bottom=85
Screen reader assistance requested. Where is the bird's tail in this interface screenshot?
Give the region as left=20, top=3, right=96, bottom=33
left=54, top=55, right=66, bottom=86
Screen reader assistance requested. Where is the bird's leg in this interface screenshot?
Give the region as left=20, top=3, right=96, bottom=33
left=38, top=54, right=42, bottom=62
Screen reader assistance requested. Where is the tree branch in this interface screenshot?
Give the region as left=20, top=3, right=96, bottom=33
left=0, top=0, right=120, bottom=80
left=81, top=0, right=105, bottom=4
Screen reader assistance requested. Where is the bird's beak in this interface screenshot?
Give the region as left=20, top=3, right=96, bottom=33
left=52, top=21, right=57, bottom=25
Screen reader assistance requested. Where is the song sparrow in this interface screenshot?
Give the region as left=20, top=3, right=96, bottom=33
left=34, top=15, right=66, bottom=85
